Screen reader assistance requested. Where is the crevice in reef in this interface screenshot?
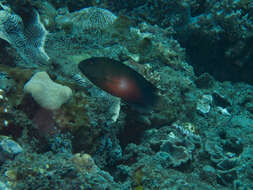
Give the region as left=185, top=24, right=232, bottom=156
left=177, top=35, right=253, bottom=85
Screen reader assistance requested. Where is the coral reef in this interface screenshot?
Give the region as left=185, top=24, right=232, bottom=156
left=60, top=0, right=253, bottom=84
left=178, top=0, right=253, bottom=84
left=0, top=152, right=122, bottom=190
left=0, top=1, right=253, bottom=190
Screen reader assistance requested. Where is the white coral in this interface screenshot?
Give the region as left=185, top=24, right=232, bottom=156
left=24, top=72, right=72, bottom=110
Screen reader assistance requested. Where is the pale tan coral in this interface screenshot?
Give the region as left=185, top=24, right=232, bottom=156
left=24, top=72, right=72, bottom=110
left=72, top=153, right=98, bottom=173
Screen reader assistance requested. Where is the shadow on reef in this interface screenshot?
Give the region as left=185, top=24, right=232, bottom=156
left=0, top=40, right=15, bottom=66
left=178, top=34, right=253, bottom=85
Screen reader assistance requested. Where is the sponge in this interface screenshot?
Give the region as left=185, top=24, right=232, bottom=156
left=24, top=72, right=72, bottom=110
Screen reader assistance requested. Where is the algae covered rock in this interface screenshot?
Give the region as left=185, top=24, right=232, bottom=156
left=0, top=136, right=23, bottom=163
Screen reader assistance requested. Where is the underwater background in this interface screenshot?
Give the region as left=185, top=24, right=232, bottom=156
left=0, top=0, right=253, bottom=189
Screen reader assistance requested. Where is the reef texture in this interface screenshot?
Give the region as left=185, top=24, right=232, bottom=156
left=0, top=0, right=253, bottom=190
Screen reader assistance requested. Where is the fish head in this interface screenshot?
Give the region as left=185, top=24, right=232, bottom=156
left=78, top=58, right=105, bottom=81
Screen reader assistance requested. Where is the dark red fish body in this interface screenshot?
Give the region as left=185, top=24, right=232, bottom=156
left=78, top=57, right=157, bottom=107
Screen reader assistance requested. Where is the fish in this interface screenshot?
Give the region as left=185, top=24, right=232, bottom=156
left=78, top=57, right=158, bottom=108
